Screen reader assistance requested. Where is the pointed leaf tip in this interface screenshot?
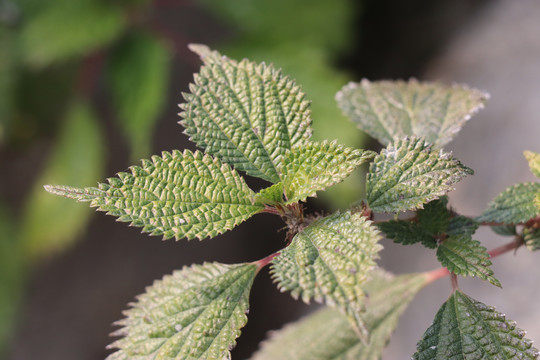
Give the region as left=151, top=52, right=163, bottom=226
left=367, top=136, right=472, bottom=213
left=413, top=291, right=539, bottom=360
left=271, top=211, right=383, bottom=339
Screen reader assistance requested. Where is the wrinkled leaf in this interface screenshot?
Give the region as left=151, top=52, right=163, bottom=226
left=107, top=262, right=257, bottom=360
left=336, top=79, right=488, bottom=148
left=20, top=0, right=126, bottom=68
left=179, top=44, right=312, bottom=183
left=477, top=182, right=540, bottom=224
left=436, top=235, right=500, bottom=287
left=446, top=216, right=479, bottom=237
left=417, top=197, right=449, bottom=235
left=524, top=151, right=540, bottom=178
left=378, top=220, right=437, bottom=248
left=271, top=211, right=382, bottom=338
left=46, top=150, right=263, bottom=240
left=413, top=290, right=539, bottom=360
left=523, top=227, right=540, bottom=252
left=108, top=31, right=171, bottom=160
left=21, top=100, right=104, bottom=257
left=367, top=136, right=473, bottom=213
left=252, top=271, right=429, bottom=360
left=279, top=141, right=375, bottom=203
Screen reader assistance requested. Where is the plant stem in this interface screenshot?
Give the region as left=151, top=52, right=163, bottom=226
left=254, top=252, right=279, bottom=272
left=425, top=237, right=523, bottom=284
left=450, top=273, right=459, bottom=290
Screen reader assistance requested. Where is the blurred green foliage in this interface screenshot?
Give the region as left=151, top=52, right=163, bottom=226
left=0, top=0, right=364, bottom=356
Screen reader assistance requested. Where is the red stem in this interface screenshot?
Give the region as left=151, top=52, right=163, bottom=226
left=254, top=252, right=279, bottom=272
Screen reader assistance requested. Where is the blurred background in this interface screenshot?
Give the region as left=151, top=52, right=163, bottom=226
left=1, top=0, right=539, bottom=359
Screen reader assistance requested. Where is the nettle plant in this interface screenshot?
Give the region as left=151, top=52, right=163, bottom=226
left=45, top=45, right=540, bottom=360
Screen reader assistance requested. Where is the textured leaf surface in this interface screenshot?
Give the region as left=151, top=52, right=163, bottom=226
left=45, top=150, right=263, bottom=240
left=21, top=100, right=104, bottom=257
left=252, top=271, right=429, bottom=360
left=477, top=183, right=540, bottom=224
left=523, top=227, right=540, bottom=252
left=367, top=136, right=472, bottom=213
left=336, top=79, right=488, bottom=148
left=271, top=211, right=382, bottom=338
left=524, top=151, right=540, bottom=178
left=377, top=220, right=437, bottom=248
left=108, top=31, right=171, bottom=159
left=446, top=216, right=479, bottom=237
left=279, top=141, right=375, bottom=203
left=413, top=290, right=539, bottom=360
left=417, top=197, right=449, bottom=235
left=107, top=262, right=257, bottom=360
left=20, top=0, right=126, bottom=68
left=179, top=44, right=312, bottom=183
left=437, top=235, right=500, bottom=287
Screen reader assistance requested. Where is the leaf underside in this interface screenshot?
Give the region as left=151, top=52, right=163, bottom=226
left=336, top=79, right=488, bottom=148
left=477, top=182, right=540, bottom=224
left=252, top=271, right=429, bottom=360
left=523, top=227, right=540, bottom=252
left=107, top=262, right=257, bottom=360
left=524, top=151, right=540, bottom=179
left=437, top=235, right=500, bottom=287
left=179, top=44, right=312, bottom=183
left=277, top=141, right=376, bottom=204
left=271, top=211, right=383, bottom=339
left=45, top=150, right=263, bottom=240
left=413, top=290, right=539, bottom=360
left=367, top=136, right=473, bottom=213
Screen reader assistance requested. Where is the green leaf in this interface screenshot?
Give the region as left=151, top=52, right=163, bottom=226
left=366, top=136, right=473, bottom=213
left=491, top=225, right=517, bottom=237
left=0, top=28, right=16, bottom=145
left=446, top=216, right=479, bottom=237
left=524, top=151, right=540, bottom=178
left=255, top=183, right=285, bottom=205
left=523, top=227, right=540, bottom=252
left=417, top=197, right=449, bottom=235
left=108, top=31, right=171, bottom=160
left=336, top=79, right=488, bottom=148
left=413, top=290, right=539, bottom=360
left=45, top=150, right=263, bottom=240
left=477, top=182, right=540, bottom=224
left=20, top=0, right=126, bottom=68
left=378, top=220, right=437, bottom=248
left=271, top=211, right=383, bottom=338
left=179, top=44, right=312, bottom=183
left=21, top=100, right=105, bottom=257
left=252, top=271, right=430, bottom=360
left=436, top=235, right=500, bottom=287
left=279, top=141, right=375, bottom=203
left=107, top=262, right=257, bottom=360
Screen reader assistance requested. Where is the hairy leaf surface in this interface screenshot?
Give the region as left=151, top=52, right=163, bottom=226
left=108, top=31, right=171, bottom=159
left=436, top=235, right=500, bottom=287
left=477, top=183, right=540, bottom=224
left=524, top=151, right=540, bottom=178
left=45, top=150, right=263, bottom=240
left=523, top=227, right=540, bottom=252
left=413, top=291, right=539, bottom=360
left=367, top=136, right=472, bottom=213
left=279, top=141, right=375, bottom=203
left=271, top=211, right=382, bottom=338
left=336, top=79, right=488, bottom=148
left=20, top=0, right=126, bottom=68
left=252, top=271, right=429, bottom=360
left=107, top=262, right=257, bottom=360
left=377, top=220, right=437, bottom=248
left=179, top=44, right=312, bottom=183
